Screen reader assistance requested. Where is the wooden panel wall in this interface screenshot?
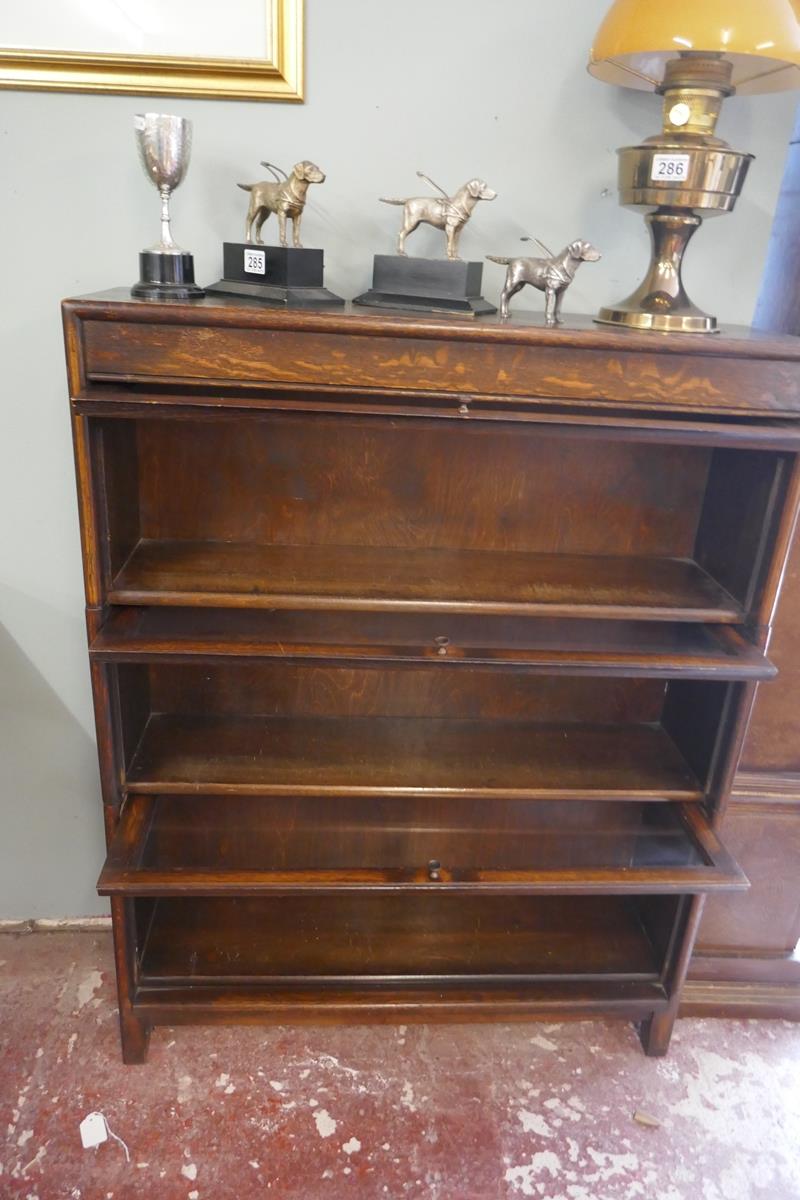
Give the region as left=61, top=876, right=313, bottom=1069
left=689, top=106, right=800, bottom=1013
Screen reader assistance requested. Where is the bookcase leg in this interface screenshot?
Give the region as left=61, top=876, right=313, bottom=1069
left=640, top=893, right=706, bottom=1057
left=639, top=1009, right=676, bottom=1058
left=119, top=1011, right=151, bottom=1065
left=110, top=895, right=150, bottom=1064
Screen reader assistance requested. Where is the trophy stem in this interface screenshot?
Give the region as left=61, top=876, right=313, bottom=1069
left=133, top=182, right=203, bottom=299
left=596, top=208, right=717, bottom=333
left=159, top=186, right=176, bottom=251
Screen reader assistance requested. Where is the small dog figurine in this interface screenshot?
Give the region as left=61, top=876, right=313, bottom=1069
left=238, top=160, right=326, bottom=248
left=487, top=239, right=602, bottom=323
left=381, top=171, right=497, bottom=261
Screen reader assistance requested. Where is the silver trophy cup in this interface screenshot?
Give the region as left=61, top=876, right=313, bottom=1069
left=131, top=113, right=204, bottom=299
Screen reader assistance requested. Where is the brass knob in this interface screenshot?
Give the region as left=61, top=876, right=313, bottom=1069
left=428, top=859, right=442, bottom=881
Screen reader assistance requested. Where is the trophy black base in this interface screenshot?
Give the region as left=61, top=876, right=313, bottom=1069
left=354, top=255, right=497, bottom=317
left=131, top=251, right=205, bottom=300
left=206, top=244, right=345, bottom=309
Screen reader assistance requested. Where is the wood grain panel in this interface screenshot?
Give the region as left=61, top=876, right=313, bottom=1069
left=740, top=537, right=800, bottom=770
left=697, top=796, right=800, bottom=955
left=132, top=415, right=709, bottom=556
left=143, top=661, right=663, bottom=723
left=139, top=894, right=661, bottom=979
left=79, top=312, right=800, bottom=415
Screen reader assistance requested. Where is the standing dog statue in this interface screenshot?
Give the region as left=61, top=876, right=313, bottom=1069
left=381, top=172, right=497, bottom=260
left=487, top=239, right=601, bottom=323
left=239, top=160, right=326, bottom=248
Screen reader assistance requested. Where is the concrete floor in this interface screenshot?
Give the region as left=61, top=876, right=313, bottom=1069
left=1, top=932, right=799, bottom=1200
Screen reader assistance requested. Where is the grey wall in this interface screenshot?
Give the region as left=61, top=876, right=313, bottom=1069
left=0, top=0, right=796, bottom=917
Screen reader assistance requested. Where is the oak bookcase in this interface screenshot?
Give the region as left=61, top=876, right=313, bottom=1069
left=63, top=294, right=800, bottom=1062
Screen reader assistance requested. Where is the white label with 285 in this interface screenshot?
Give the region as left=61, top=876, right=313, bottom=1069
left=651, top=154, right=691, bottom=183
left=244, top=248, right=266, bottom=275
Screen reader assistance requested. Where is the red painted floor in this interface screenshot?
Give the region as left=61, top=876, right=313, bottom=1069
left=1, top=931, right=800, bottom=1200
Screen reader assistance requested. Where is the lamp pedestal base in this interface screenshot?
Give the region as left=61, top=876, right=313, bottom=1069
left=596, top=301, right=717, bottom=335
left=596, top=208, right=718, bottom=334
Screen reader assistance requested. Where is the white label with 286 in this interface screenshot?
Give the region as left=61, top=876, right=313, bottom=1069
left=244, top=248, right=266, bottom=275
left=651, top=154, right=691, bottom=183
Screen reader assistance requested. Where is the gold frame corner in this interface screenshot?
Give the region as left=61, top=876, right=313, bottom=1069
left=0, top=0, right=304, bottom=102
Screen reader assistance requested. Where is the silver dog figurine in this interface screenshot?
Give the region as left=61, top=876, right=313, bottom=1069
left=238, top=160, right=326, bottom=248
left=488, top=239, right=602, bottom=323
left=380, top=171, right=497, bottom=261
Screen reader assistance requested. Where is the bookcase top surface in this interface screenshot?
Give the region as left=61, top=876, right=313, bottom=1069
left=62, top=290, right=800, bottom=364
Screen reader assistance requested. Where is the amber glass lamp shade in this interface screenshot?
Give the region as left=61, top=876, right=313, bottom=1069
left=589, top=0, right=800, bottom=94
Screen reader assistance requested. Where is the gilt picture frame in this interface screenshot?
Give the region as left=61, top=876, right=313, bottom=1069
left=0, top=0, right=304, bottom=102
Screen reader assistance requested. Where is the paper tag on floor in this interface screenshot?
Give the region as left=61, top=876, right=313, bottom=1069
left=80, top=1112, right=109, bottom=1149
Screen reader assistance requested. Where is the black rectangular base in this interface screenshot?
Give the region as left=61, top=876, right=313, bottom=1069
left=205, top=279, right=345, bottom=309
left=354, top=290, right=497, bottom=317
left=209, top=243, right=344, bottom=308
left=222, top=243, right=325, bottom=287
left=354, top=255, right=496, bottom=317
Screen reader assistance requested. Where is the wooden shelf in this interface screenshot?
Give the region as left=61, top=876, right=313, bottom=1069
left=99, top=795, right=746, bottom=896
left=137, top=895, right=662, bottom=982
left=131, top=979, right=670, bottom=1023
left=125, top=715, right=703, bottom=800
left=110, top=540, right=743, bottom=623
left=93, top=608, right=774, bottom=679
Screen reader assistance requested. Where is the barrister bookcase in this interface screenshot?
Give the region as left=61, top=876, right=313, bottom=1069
left=63, top=293, right=800, bottom=1062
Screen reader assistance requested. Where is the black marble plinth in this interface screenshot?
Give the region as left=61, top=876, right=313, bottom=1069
left=131, top=251, right=204, bottom=300
left=206, top=243, right=344, bottom=308
left=354, top=255, right=496, bottom=316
